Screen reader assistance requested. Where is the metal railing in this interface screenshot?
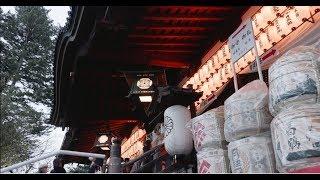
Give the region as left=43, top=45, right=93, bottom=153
left=0, top=150, right=105, bottom=173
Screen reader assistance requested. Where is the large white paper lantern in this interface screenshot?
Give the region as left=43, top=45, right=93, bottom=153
left=228, top=133, right=276, bottom=173
left=268, top=45, right=320, bottom=116
left=164, top=105, right=193, bottom=156
left=224, top=80, right=273, bottom=142
left=271, top=103, right=320, bottom=173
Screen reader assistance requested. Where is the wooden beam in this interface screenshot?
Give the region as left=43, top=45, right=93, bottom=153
left=149, top=59, right=190, bottom=68
left=135, top=26, right=215, bottom=31
left=148, top=6, right=232, bottom=12
left=144, top=49, right=194, bottom=53
left=129, top=42, right=200, bottom=47
left=143, top=16, right=223, bottom=22
left=129, top=34, right=206, bottom=39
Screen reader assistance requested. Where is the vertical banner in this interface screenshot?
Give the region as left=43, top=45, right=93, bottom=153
left=228, top=19, right=264, bottom=91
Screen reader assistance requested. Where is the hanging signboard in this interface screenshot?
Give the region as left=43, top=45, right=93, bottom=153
left=123, top=70, right=167, bottom=95
left=228, top=19, right=256, bottom=63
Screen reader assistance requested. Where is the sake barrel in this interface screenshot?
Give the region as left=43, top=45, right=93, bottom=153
left=188, top=106, right=226, bottom=151
left=197, top=148, right=230, bottom=173
left=228, top=133, right=276, bottom=173
left=271, top=103, right=320, bottom=173
left=224, top=80, right=273, bottom=142
left=268, top=45, right=320, bottom=116
left=164, top=105, right=193, bottom=156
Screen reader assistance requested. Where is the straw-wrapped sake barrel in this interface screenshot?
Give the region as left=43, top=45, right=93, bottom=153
left=197, top=148, right=230, bottom=173
left=271, top=103, right=320, bottom=173
left=268, top=45, right=320, bottom=116
left=187, top=106, right=226, bottom=151
left=224, top=80, right=273, bottom=142
left=228, top=133, right=276, bottom=173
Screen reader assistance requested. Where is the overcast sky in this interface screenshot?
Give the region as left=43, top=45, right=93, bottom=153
left=1, top=6, right=73, bottom=172
left=1, top=6, right=70, bottom=27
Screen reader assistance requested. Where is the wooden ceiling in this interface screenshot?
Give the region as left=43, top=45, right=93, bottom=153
left=88, top=6, right=248, bottom=70
left=55, top=6, right=249, bottom=164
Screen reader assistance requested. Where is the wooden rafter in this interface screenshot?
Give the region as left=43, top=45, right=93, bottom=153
left=135, top=26, right=215, bottom=31
left=143, top=16, right=223, bottom=22
left=147, top=6, right=232, bottom=12
left=129, top=34, right=206, bottom=39
left=144, top=49, right=194, bottom=53
left=129, top=42, right=200, bottom=47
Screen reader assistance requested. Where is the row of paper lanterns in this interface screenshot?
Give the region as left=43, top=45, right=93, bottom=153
left=121, top=141, right=144, bottom=159
left=182, top=6, right=318, bottom=108
left=121, top=128, right=146, bottom=159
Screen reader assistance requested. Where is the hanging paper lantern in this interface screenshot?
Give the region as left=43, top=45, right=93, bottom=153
left=252, top=12, right=265, bottom=35
left=311, top=6, right=320, bottom=14
left=245, top=50, right=255, bottom=64
left=261, top=6, right=277, bottom=26
left=272, top=6, right=287, bottom=15
left=203, top=81, right=211, bottom=98
left=208, top=76, right=215, bottom=93
left=201, top=64, right=210, bottom=83
left=295, top=6, right=311, bottom=21
left=164, top=105, right=194, bottom=156
left=256, top=38, right=264, bottom=56
left=222, top=44, right=231, bottom=61
left=224, top=63, right=233, bottom=80
left=205, top=59, right=214, bottom=75
left=212, top=73, right=221, bottom=90
left=217, top=49, right=227, bottom=66
left=260, top=32, right=273, bottom=52
left=193, top=72, right=201, bottom=87
left=267, top=24, right=282, bottom=45
left=213, top=54, right=221, bottom=70
left=276, top=16, right=291, bottom=37
left=284, top=8, right=300, bottom=31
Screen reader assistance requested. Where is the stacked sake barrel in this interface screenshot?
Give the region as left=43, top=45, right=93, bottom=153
left=188, top=106, right=230, bottom=173
left=224, top=80, right=277, bottom=173
left=268, top=45, right=320, bottom=173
